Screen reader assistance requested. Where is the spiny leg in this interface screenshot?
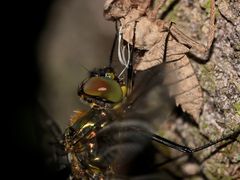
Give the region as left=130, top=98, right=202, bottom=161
left=150, top=128, right=240, bottom=153
left=163, top=22, right=173, bottom=63
left=151, top=130, right=239, bottom=171
left=126, top=21, right=137, bottom=97
left=152, top=138, right=236, bottom=170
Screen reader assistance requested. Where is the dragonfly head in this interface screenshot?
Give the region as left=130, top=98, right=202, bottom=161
left=78, top=67, right=127, bottom=108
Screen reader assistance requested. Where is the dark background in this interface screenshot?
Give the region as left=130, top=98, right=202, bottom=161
left=10, top=1, right=56, bottom=179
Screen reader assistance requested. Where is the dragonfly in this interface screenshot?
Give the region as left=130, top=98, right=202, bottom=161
left=36, top=22, right=240, bottom=180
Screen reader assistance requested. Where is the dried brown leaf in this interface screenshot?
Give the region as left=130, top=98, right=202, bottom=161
left=104, top=0, right=213, bottom=120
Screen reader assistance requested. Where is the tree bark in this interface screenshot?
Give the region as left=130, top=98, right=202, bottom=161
left=157, top=0, right=240, bottom=178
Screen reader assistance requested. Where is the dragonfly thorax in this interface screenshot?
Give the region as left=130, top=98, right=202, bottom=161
left=64, top=108, right=117, bottom=178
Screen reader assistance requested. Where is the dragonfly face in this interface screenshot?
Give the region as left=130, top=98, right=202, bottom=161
left=77, top=67, right=127, bottom=109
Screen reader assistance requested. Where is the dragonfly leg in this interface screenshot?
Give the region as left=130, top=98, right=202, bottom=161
left=126, top=21, right=137, bottom=96
left=151, top=128, right=240, bottom=153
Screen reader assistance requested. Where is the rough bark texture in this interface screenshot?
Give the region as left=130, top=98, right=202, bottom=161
left=153, top=0, right=240, bottom=179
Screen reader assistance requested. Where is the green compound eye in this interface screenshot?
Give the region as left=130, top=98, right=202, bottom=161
left=83, top=77, right=123, bottom=103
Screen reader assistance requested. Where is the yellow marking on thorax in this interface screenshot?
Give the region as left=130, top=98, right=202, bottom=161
left=113, top=85, right=127, bottom=110
left=70, top=110, right=87, bottom=125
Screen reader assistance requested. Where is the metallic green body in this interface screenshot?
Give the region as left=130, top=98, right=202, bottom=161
left=64, top=108, right=117, bottom=179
